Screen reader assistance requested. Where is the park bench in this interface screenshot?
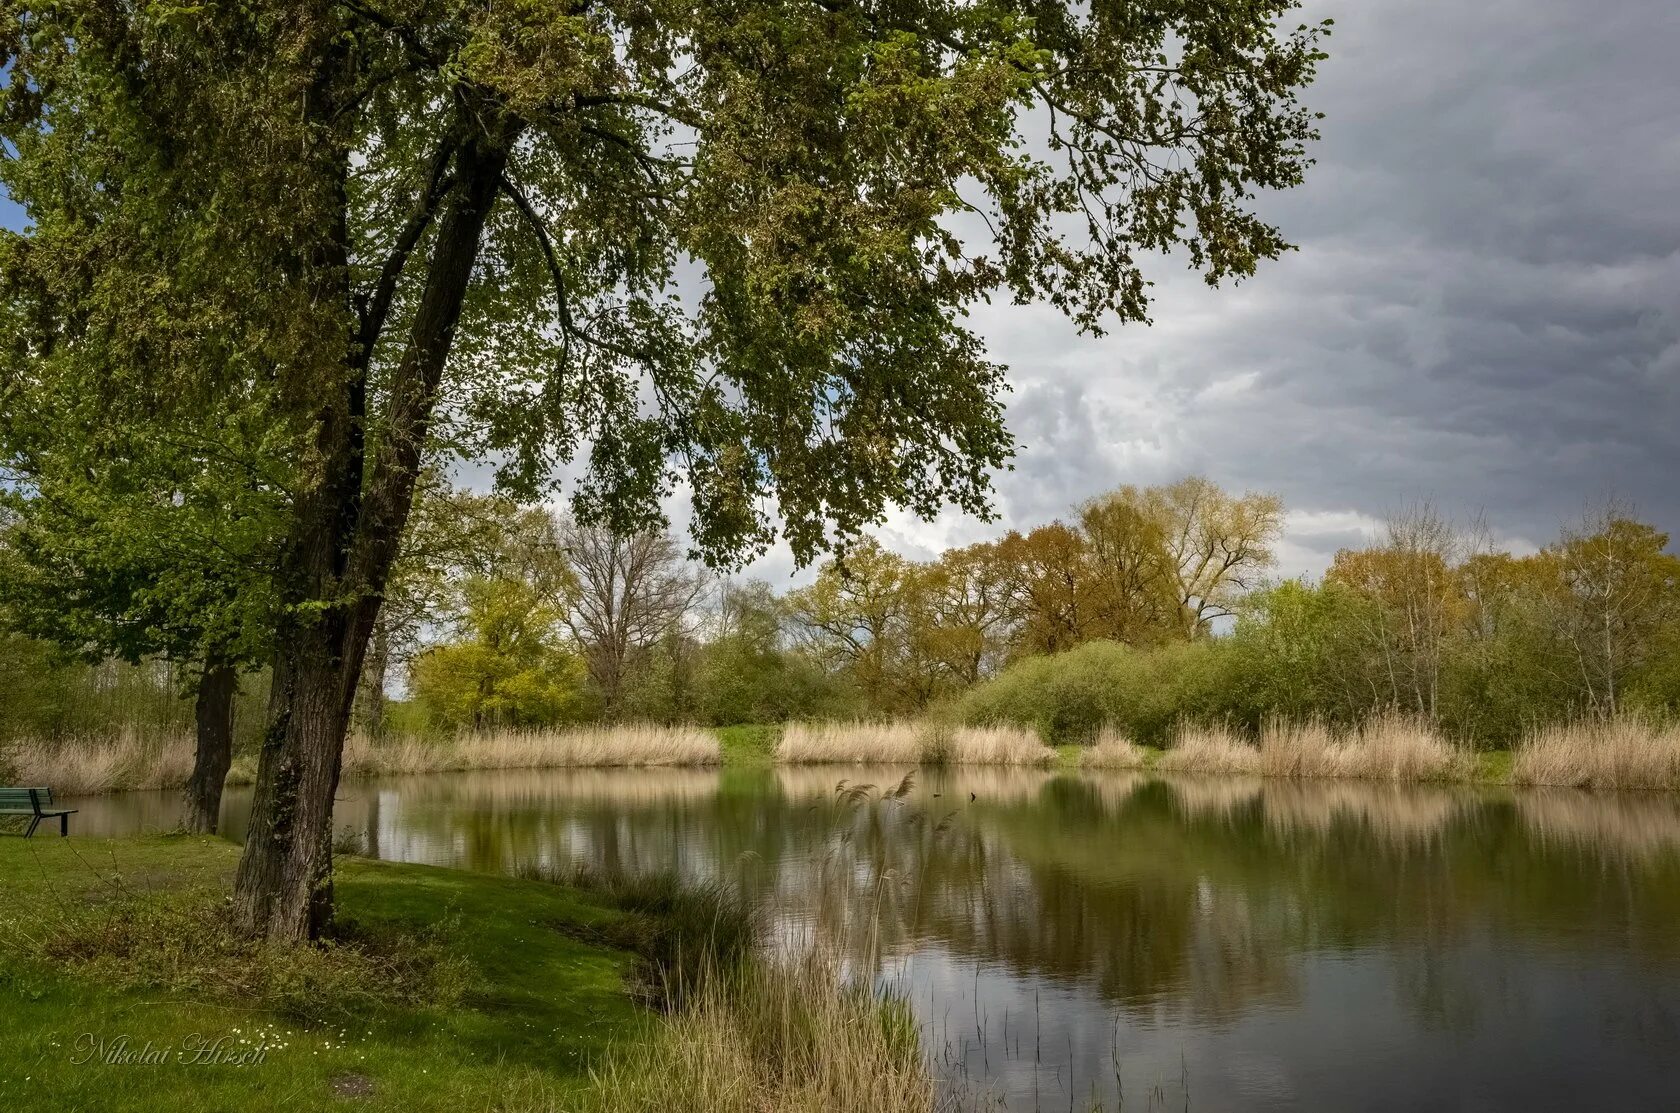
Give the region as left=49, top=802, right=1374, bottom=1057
left=0, top=787, right=77, bottom=837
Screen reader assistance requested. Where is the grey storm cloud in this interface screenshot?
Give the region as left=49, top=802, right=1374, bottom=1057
left=945, top=0, right=1680, bottom=579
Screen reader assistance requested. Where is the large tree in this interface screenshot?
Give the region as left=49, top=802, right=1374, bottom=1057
left=2, top=0, right=1327, bottom=939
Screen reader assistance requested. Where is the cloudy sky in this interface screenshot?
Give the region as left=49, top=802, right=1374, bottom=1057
left=838, top=0, right=1680, bottom=583
left=6, top=0, right=1675, bottom=585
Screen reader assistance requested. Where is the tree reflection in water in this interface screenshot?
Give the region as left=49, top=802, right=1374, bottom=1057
left=71, top=765, right=1680, bottom=1111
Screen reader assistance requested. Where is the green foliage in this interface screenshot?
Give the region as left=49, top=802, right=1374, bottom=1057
left=964, top=533, right=1680, bottom=751
left=959, top=639, right=1231, bottom=745
left=714, top=724, right=781, bottom=766
left=1623, top=625, right=1680, bottom=718
left=0, top=632, right=268, bottom=745
left=1219, top=580, right=1380, bottom=729
left=696, top=583, right=853, bottom=725
left=408, top=577, right=589, bottom=730
left=1, top=0, right=1330, bottom=572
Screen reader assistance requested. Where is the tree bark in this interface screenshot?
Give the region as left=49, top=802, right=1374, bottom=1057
left=231, top=111, right=516, bottom=943
left=181, top=659, right=237, bottom=834
left=355, top=614, right=390, bottom=737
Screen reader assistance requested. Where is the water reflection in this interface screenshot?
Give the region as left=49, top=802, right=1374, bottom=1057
left=67, top=769, right=1680, bottom=1111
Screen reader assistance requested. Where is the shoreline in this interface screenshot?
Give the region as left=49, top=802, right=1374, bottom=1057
left=0, top=834, right=932, bottom=1112
left=5, top=717, right=1678, bottom=799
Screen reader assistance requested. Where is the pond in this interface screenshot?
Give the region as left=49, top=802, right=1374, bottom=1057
left=71, top=767, right=1680, bottom=1111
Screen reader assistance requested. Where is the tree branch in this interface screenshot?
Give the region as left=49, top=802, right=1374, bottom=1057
left=355, top=135, right=459, bottom=367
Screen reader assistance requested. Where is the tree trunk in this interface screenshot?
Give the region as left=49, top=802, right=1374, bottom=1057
left=355, top=614, right=390, bottom=737
left=181, top=660, right=237, bottom=834
left=231, top=112, right=515, bottom=943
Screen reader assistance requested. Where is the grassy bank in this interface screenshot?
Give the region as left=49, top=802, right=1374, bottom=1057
left=714, top=724, right=781, bottom=766
left=0, top=835, right=647, bottom=1111
left=0, top=835, right=938, bottom=1113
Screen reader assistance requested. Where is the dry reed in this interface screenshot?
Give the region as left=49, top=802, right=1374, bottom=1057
left=578, top=949, right=936, bottom=1113
left=342, top=724, right=721, bottom=777
left=776, top=721, right=1053, bottom=765
left=4, top=723, right=719, bottom=796
left=943, top=725, right=1057, bottom=765
left=1155, top=717, right=1463, bottom=783
left=1512, top=717, right=1680, bottom=791
left=1258, top=715, right=1464, bottom=781
left=1079, top=728, right=1150, bottom=770
left=1156, top=724, right=1262, bottom=775
left=3, top=730, right=196, bottom=795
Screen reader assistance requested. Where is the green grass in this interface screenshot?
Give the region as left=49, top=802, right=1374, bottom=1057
left=714, top=724, right=781, bottom=767
left=1057, top=742, right=1167, bottom=770
left=1471, top=748, right=1516, bottom=783
left=0, top=835, right=654, bottom=1112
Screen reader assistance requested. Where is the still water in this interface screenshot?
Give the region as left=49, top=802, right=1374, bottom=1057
left=75, top=767, right=1680, bottom=1111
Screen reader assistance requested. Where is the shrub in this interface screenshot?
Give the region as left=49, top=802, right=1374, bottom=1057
left=958, top=639, right=1233, bottom=746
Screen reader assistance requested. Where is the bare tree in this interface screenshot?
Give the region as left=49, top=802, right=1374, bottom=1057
left=1328, top=501, right=1472, bottom=718
left=1552, top=498, right=1678, bottom=717
left=557, top=520, right=707, bottom=715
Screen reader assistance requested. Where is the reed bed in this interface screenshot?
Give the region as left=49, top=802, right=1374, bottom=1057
left=3, top=730, right=196, bottom=795
left=1155, top=716, right=1464, bottom=783
left=1078, top=728, right=1150, bottom=769
left=1156, top=724, right=1263, bottom=775
left=1259, top=715, right=1465, bottom=781
left=579, top=948, right=936, bottom=1113
left=1511, top=717, right=1680, bottom=791
left=776, top=721, right=1054, bottom=766
left=776, top=721, right=926, bottom=764
left=341, top=724, right=721, bottom=776
left=3, top=724, right=719, bottom=796
left=940, top=725, right=1057, bottom=766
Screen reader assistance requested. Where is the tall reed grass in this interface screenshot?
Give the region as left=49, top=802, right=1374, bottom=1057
left=3, top=730, right=196, bottom=796
left=2, top=724, right=720, bottom=796
left=1512, top=717, right=1680, bottom=790
left=577, top=948, right=936, bottom=1113
left=340, top=724, right=720, bottom=777
left=1154, top=716, right=1464, bottom=782
left=1155, top=724, right=1262, bottom=775
left=1079, top=728, right=1150, bottom=769
left=775, top=721, right=1054, bottom=766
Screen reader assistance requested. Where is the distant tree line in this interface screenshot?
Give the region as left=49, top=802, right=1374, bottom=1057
left=14, top=475, right=1670, bottom=754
